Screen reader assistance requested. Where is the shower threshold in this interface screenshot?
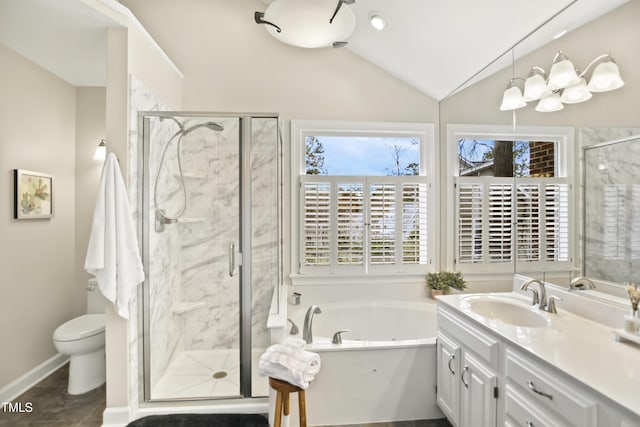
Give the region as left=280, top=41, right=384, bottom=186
left=151, top=349, right=268, bottom=400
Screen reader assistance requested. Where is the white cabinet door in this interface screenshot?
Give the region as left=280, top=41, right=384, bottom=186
left=437, top=332, right=461, bottom=426
left=459, top=351, right=497, bottom=427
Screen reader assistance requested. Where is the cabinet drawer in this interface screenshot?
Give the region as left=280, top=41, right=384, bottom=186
left=505, top=383, right=567, bottom=427
left=505, top=348, right=597, bottom=427
left=437, top=306, right=500, bottom=369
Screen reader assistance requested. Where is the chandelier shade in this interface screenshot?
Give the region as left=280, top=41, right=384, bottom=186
left=547, top=52, right=581, bottom=90
left=255, top=0, right=356, bottom=49
left=587, top=58, right=624, bottom=92
left=535, top=93, right=564, bottom=112
left=523, top=67, right=551, bottom=102
left=560, top=77, right=592, bottom=104
left=499, top=79, right=527, bottom=111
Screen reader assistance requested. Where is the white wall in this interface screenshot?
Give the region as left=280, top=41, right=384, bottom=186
left=75, top=87, right=106, bottom=302
left=0, top=43, right=80, bottom=388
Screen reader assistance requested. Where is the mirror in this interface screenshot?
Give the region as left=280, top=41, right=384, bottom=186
left=440, top=2, right=640, bottom=299
left=584, top=135, right=640, bottom=288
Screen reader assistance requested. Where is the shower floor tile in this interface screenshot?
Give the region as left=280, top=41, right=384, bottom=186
left=151, top=349, right=268, bottom=400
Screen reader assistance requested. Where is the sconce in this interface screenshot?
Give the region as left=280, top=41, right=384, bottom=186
left=93, top=139, right=106, bottom=161
left=500, top=51, right=624, bottom=112
left=254, top=0, right=356, bottom=48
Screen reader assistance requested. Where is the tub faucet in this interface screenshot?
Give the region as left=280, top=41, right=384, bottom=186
left=570, top=276, right=596, bottom=291
left=287, top=318, right=299, bottom=335
left=303, top=305, right=322, bottom=344
left=520, top=279, right=547, bottom=310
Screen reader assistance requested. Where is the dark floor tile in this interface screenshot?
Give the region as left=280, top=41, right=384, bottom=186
left=31, top=364, right=69, bottom=389
left=0, top=363, right=105, bottom=427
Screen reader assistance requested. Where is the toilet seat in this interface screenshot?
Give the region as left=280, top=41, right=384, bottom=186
left=54, top=314, right=105, bottom=342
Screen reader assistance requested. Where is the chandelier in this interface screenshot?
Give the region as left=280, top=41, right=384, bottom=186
left=500, top=51, right=624, bottom=112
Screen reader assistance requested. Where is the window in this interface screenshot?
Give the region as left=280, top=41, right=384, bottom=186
left=448, top=126, right=574, bottom=274
left=292, top=121, right=436, bottom=276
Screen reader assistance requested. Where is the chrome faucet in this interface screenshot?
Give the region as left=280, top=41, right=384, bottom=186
left=302, top=305, right=322, bottom=344
left=520, top=279, right=547, bottom=310
left=287, top=318, right=299, bottom=335
left=569, top=276, right=596, bottom=291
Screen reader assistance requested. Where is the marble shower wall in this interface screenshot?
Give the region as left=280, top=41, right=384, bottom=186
left=146, top=116, right=184, bottom=392
left=580, top=128, right=640, bottom=285
left=251, top=118, right=280, bottom=350
left=137, top=111, right=279, bottom=397
left=128, top=76, right=178, bottom=399
left=180, top=117, right=242, bottom=350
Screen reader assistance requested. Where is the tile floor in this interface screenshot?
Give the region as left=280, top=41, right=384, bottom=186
left=0, top=362, right=452, bottom=427
left=0, top=363, right=105, bottom=426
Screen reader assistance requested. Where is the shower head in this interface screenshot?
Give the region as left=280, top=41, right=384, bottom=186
left=183, top=121, right=224, bottom=135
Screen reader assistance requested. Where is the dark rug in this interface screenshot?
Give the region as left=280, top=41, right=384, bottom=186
left=126, top=413, right=269, bottom=427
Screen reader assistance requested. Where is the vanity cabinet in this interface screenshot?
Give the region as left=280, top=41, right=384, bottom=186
left=436, top=298, right=640, bottom=427
left=437, top=306, right=499, bottom=427
left=504, top=348, right=598, bottom=427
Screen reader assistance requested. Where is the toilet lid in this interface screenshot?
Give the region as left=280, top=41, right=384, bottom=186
left=54, top=314, right=105, bottom=342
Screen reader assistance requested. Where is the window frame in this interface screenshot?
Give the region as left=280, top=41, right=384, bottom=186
left=290, top=120, right=437, bottom=282
left=445, top=124, right=576, bottom=276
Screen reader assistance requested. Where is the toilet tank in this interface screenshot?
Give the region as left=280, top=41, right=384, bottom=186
left=87, top=278, right=110, bottom=314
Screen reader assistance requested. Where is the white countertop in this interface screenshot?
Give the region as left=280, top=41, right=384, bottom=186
left=437, top=292, right=640, bottom=418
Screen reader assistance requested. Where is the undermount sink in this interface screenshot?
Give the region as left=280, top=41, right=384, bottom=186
left=462, top=295, right=549, bottom=328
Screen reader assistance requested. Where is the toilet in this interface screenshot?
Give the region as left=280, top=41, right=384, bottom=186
left=53, top=278, right=108, bottom=394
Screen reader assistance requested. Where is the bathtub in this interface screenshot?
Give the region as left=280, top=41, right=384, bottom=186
left=285, top=300, right=443, bottom=426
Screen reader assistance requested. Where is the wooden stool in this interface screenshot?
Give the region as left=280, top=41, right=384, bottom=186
left=269, top=377, right=307, bottom=427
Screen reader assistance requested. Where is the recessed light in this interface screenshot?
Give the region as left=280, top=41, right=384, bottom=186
left=369, top=12, right=386, bottom=31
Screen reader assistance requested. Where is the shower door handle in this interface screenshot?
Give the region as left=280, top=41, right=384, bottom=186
left=229, top=242, right=237, bottom=277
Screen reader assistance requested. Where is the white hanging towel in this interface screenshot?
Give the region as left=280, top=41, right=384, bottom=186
left=85, top=153, right=145, bottom=319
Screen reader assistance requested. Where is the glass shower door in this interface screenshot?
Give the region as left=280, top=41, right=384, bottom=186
left=143, top=114, right=243, bottom=400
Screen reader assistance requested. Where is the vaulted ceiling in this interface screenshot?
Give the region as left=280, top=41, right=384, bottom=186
left=0, top=0, right=629, bottom=99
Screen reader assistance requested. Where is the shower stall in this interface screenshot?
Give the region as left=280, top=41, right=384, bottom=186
left=138, top=112, right=281, bottom=401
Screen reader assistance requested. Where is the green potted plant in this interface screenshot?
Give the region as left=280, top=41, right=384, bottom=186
left=426, top=271, right=467, bottom=298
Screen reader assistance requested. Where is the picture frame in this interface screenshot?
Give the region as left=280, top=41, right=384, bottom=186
left=13, top=169, right=54, bottom=219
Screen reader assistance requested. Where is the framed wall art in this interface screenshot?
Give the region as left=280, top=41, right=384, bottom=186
left=13, top=169, right=54, bottom=219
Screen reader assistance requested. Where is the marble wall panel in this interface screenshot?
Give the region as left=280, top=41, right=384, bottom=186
left=581, top=127, right=640, bottom=284
left=128, top=76, right=182, bottom=399
left=251, top=118, right=279, bottom=350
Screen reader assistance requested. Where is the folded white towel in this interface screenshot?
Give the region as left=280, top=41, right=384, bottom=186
left=85, top=153, right=145, bottom=319
left=258, top=344, right=321, bottom=389
left=283, top=337, right=306, bottom=349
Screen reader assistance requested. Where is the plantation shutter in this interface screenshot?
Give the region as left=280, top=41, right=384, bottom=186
left=300, top=176, right=429, bottom=273
left=369, top=182, right=396, bottom=266
left=456, top=182, right=484, bottom=264
left=302, top=182, right=331, bottom=267
left=544, top=181, right=570, bottom=262
left=488, top=182, right=513, bottom=263
left=337, top=183, right=365, bottom=265
left=603, top=184, right=627, bottom=260
left=455, top=177, right=570, bottom=272
left=401, top=183, right=429, bottom=264
left=631, top=185, right=640, bottom=259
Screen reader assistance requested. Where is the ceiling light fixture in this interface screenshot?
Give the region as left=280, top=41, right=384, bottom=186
left=500, top=51, right=624, bottom=113
left=254, top=0, right=356, bottom=49
left=369, top=12, right=386, bottom=31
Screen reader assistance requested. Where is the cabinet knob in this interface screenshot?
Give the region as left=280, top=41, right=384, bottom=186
left=447, top=354, right=455, bottom=375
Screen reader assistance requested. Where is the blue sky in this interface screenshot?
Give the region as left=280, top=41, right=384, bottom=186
left=311, top=136, right=419, bottom=175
